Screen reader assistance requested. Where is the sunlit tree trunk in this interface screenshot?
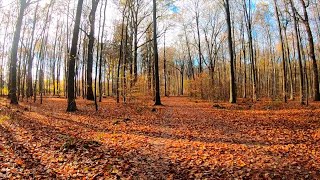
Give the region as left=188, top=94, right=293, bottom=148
left=224, top=0, right=236, bottom=103
left=26, top=2, right=39, bottom=99
left=290, top=0, right=305, bottom=104
left=87, top=0, right=99, bottom=101
left=284, top=27, right=294, bottom=100
left=298, top=0, right=320, bottom=101
left=117, top=2, right=127, bottom=103
left=243, top=0, right=257, bottom=102
left=273, top=0, right=287, bottom=103
left=99, top=0, right=108, bottom=102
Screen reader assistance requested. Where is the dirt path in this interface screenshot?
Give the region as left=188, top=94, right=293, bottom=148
left=0, top=97, right=320, bottom=179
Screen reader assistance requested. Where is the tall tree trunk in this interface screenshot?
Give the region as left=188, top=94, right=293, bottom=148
left=94, top=0, right=103, bottom=110
left=116, top=3, right=127, bottom=103
left=133, top=8, right=139, bottom=84
left=99, top=0, right=108, bottom=102
left=284, top=28, right=294, bottom=100
left=225, top=0, right=236, bottom=103
left=52, top=21, right=59, bottom=96
left=86, top=0, right=99, bottom=101
left=299, top=0, right=320, bottom=101
left=153, top=0, right=161, bottom=105
left=243, top=0, right=257, bottom=101
left=17, top=25, right=26, bottom=101
left=180, top=69, right=184, bottom=96
left=27, top=2, right=39, bottom=99
left=291, top=0, right=305, bottom=104
left=164, top=31, right=167, bottom=97
left=242, top=21, right=247, bottom=99
left=123, top=17, right=129, bottom=103
left=273, top=0, right=287, bottom=102
left=195, top=11, right=202, bottom=74
left=67, top=0, right=84, bottom=112
left=9, top=0, right=28, bottom=104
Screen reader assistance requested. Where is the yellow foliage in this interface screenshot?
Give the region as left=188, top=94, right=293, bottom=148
left=0, top=115, right=10, bottom=124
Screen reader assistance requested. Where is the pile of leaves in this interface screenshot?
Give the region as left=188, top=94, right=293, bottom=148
left=0, top=97, right=319, bottom=179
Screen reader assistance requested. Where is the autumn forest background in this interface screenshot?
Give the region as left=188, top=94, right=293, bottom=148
left=0, top=0, right=320, bottom=179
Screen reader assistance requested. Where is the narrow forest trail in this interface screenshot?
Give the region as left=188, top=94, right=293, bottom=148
left=0, top=96, right=320, bottom=179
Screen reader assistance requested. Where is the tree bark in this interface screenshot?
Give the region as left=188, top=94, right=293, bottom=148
left=67, top=0, right=84, bottom=112
left=225, top=0, right=236, bottom=103
left=9, top=0, right=28, bottom=104
left=153, top=0, right=161, bottom=105
left=299, top=0, right=320, bottom=101
left=27, top=2, right=39, bottom=99
left=273, top=0, right=287, bottom=102
left=291, top=0, right=305, bottom=104
left=86, top=0, right=99, bottom=101
left=243, top=0, right=257, bottom=101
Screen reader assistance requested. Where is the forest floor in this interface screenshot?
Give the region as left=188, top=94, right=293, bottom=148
left=0, top=96, right=320, bottom=179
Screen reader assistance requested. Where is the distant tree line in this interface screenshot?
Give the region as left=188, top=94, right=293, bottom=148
left=1, top=0, right=320, bottom=110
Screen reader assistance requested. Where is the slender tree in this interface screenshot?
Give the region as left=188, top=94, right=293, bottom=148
left=273, top=0, right=287, bottom=103
left=297, top=0, right=320, bottom=101
left=99, top=0, right=108, bottom=102
left=243, top=0, right=257, bottom=101
left=9, top=0, right=31, bottom=104
left=87, top=0, right=99, bottom=101
left=153, top=0, right=161, bottom=105
left=116, top=2, right=128, bottom=103
left=224, top=0, right=236, bottom=103
left=26, top=2, right=39, bottom=99
left=290, top=0, right=305, bottom=104
left=67, top=0, right=84, bottom=111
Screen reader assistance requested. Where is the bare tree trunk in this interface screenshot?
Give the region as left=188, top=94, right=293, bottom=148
left=9, top=0, right=28, bottom=104
left=27, top=2, right=39, bottom=99
left=52, top=21, right=59, bottom=96
left=67, top=0, right=84, bottom=112
left=99, top=0, right=108, bottom=102
left=123, top=17, right=129, bottom=103
left=117, top=2, right=127, bottom=103
left=180, top=70, right=184, bottom=95
left=153, top=0, right=161, bottom=105
left=86, top=0, right=99, bottom=101
left=284, top=28, right=294, bottom=100
left=273, top=0, right=287, bottom=102
left=225, top=0, right=236, bottom=103
left=298, top=0, right=320, bottom=101
left=195, top=9, right=202, bottom=74
left=241, top=22, right=247, bottom=99
left=243, top=0, right=257, bottom=101
left=17, top=25, right=27, bottom=101
left=164, top=31, right=167, bottom=97
left=291, top=1, right=305, bottom=104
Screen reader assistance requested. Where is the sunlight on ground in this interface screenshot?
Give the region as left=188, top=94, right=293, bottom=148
left=0, top=97, right=319, bottom=178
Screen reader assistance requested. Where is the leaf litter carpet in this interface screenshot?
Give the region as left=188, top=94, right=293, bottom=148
left=0, top=97, right=320, bottom=179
